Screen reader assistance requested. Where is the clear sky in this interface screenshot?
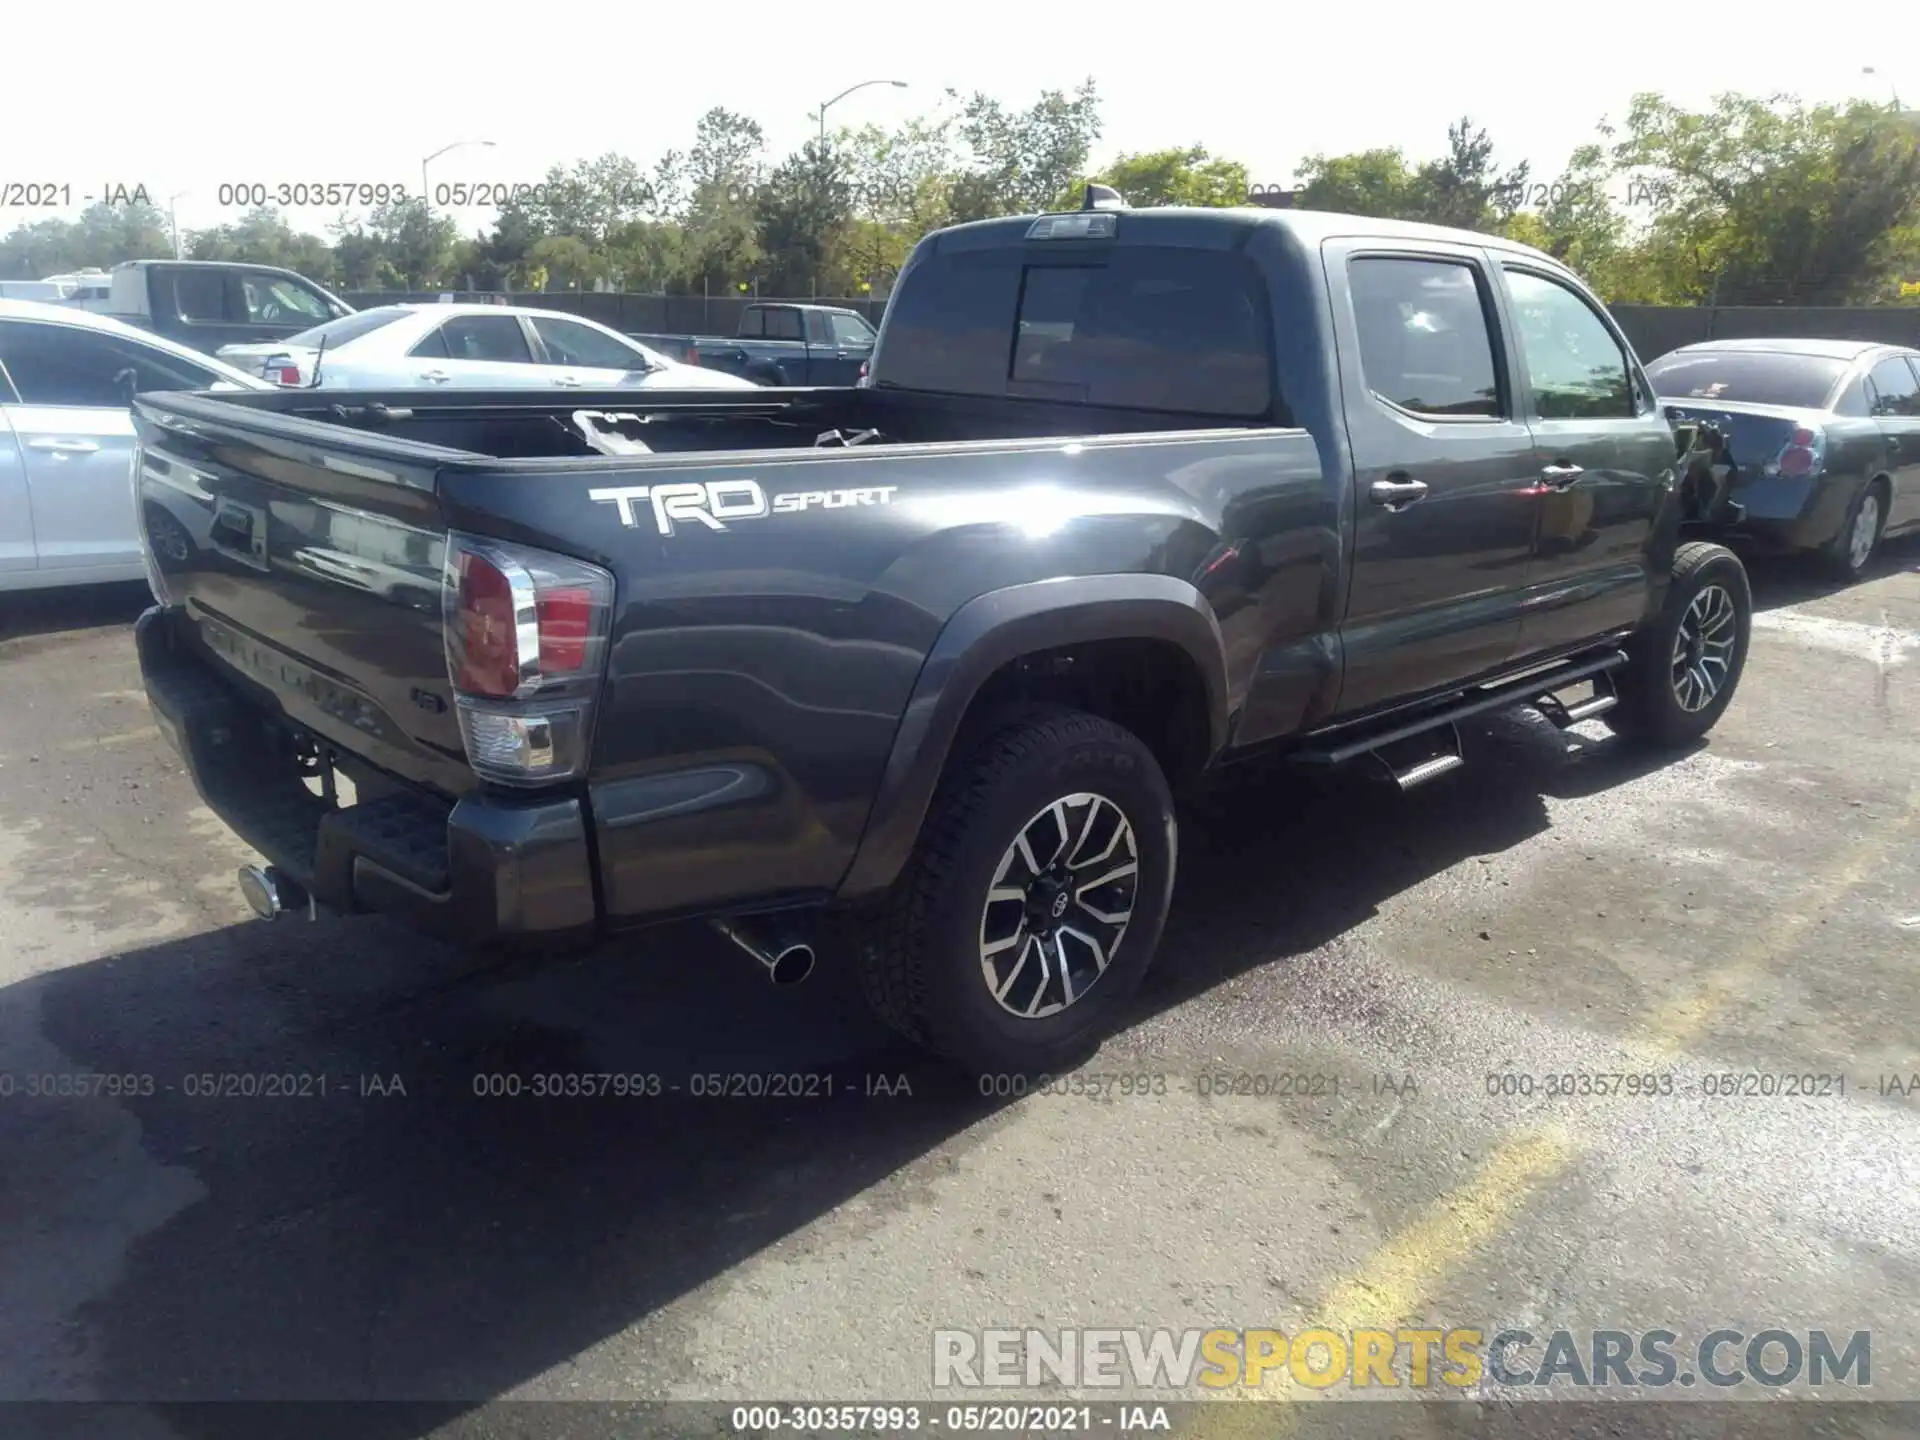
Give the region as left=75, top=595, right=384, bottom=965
left=1, top=0, right=1904, bottom=243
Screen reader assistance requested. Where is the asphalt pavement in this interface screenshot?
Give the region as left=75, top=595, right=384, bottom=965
left=1, top=546, right=1916, bottom=1440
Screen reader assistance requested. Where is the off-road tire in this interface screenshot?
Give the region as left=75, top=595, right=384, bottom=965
left=853, top=708, right=1177, bottom=1076
left=1608, top=541, right=1751, bottom=748
left=1818, top=479, right=1888, bottom=583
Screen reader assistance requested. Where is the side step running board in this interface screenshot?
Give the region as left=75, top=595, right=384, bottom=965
left=1295, top=649, right=1630, bottom=777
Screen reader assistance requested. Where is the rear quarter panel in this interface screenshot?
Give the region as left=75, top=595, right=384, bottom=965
left=444, top=422, right=1332, bottom=923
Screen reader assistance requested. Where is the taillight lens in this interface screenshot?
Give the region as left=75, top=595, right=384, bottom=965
left=857, top=360, right=870, bottom=386
left=1772, top=426, right=1824, bottom=479
left=442, top=534, right=613, bottom=786
left=263, top=356, right=301, bottom=386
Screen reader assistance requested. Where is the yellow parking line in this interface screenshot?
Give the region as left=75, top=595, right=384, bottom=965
left=1633, top=786, right=1918, bottom=1055
left=1188, top=786, right=1918, bottom=1433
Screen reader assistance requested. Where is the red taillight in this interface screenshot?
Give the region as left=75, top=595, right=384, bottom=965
left=441, top=534, right=615, bottom=786
left=1778, top=427, right=1821, bottom=478
left=536, top=586, right=592, bottom=671
left=452, top=550, right=523, bottom=698
left=265, top=361, right=301, bottom=386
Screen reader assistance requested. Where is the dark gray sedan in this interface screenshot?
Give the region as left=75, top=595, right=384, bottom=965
left=1647, top=338, right=1920, bottom=579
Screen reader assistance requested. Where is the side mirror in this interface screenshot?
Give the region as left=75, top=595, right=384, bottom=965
left=113, top=367, right=140, bottom=404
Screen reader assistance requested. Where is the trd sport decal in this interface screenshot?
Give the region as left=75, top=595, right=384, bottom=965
left=588, top=481, right=899, bottom=536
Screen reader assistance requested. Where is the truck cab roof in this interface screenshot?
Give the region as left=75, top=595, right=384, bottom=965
left=924, top=204, right=1567, bottom=269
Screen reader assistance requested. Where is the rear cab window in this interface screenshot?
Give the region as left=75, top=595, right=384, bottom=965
left=871, top=232, right=1276, bottom=418
left=1645, top=351, right=1847, bottom=409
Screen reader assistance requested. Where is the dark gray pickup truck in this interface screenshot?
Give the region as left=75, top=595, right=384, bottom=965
left=128, top=197, right=1752, bottom=1073
left=629, top=302, right=876, bottom=386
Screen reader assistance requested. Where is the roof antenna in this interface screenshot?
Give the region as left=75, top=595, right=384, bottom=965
left=1082, top=183, right=1128, bottom=211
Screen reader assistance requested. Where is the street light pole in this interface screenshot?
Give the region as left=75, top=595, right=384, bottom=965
left=421, top=139, right=497, bottom=218
left=815, top=79, right=908, bottom=148
left=168, top=191, right=188, bottom=259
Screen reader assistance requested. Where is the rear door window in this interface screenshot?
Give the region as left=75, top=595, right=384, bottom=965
left=1347, top=256, right=1502, bottom=418
left=428, top=315, right=533, bottom=363
left=0, top=320, right=220, bottom=405
left=876, top=244, right=1274, bottom=417
left=1866, top=355, right=1920, bottom=417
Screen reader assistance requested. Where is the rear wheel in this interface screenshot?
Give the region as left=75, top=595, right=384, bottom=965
left=1608, top=541, right=1751, bottom=748
left=853, top=708, right=1177, bottom=1076
left=1819, top=480, right=1887, bottom=582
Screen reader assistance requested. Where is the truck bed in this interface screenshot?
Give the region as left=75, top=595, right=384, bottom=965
left=142, top=383, right=1269, bottom=458
left=129, top=383, right=1310, bottom=935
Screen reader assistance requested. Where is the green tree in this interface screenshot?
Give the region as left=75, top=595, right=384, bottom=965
left=1612, top=92, right=1920, bottom=303
left=186, top=207, right=337, bottom=281
left=754, top=138, right=854, bottom=293
left=1293, top=148, right=1426, bottom=219
left=948, top=79, right=1102, bottom=221
left=678, top=107, right=767, bottom=290
left=0, top=200, right=174, bottom=276
left=1059, top=144, right=1249, bottom=209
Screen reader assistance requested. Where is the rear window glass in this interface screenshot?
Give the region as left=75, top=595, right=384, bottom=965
left=874, top=244, right=1274, bottom=418
left=284, top=308, right=405, bottom=348
left=1645, top=351, right=1847, bottom=409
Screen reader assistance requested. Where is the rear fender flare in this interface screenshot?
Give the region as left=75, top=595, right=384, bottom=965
left=835, top=574, right=1229, bottom=899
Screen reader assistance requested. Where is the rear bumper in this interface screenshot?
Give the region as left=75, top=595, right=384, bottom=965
left=136, top=605, right=598, bottom=944
left=1719, top=474, right=1852, bottom=552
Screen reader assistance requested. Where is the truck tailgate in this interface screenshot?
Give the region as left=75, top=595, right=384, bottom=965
left=132, top=394, right=474, bottom=799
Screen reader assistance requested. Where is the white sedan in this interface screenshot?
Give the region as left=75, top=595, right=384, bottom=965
left=215, top=303, right=759, bottom=391
left=1, top=299, right=270, bottom=594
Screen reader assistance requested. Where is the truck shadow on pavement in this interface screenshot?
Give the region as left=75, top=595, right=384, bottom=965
left=0, top=581, right=152, bottom=646
left=2, top=700, right=1725, bottom=1438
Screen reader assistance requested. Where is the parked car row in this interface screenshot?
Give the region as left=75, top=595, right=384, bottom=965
left=4, top=239, right=1919, bottom=602
left=214, top=304, right=757, bottom=393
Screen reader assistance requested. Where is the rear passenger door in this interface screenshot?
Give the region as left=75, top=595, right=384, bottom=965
left=1497, top=264, right=1674, bottom=658
left=404, top=313, right=547, bottom=387
left=1330, top=245, right=1540, bottom=714
left=1865, top=354, right=1920, bottom=532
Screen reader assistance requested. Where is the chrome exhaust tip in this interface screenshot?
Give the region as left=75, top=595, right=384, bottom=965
left=766, top=943, right=816, bottom=986
left=238, top=864, right=307, bottom=921
left=712, top=918, right=817, bottom=986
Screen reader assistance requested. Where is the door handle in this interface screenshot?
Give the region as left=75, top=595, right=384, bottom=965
left=1369, top=477, right=1429, bottom=508
left=1540, top=463, right=1585, bottom=489
left=27, top=437, right=100, bottom=454
left=420, top=369, right=452, bottom=384
left=553, top=373, right=583, bottom=387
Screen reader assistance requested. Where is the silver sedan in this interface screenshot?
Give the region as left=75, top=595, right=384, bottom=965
left=0, top=301, right=270, bottom=595
left=215, top=303, right=760, bottom=391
